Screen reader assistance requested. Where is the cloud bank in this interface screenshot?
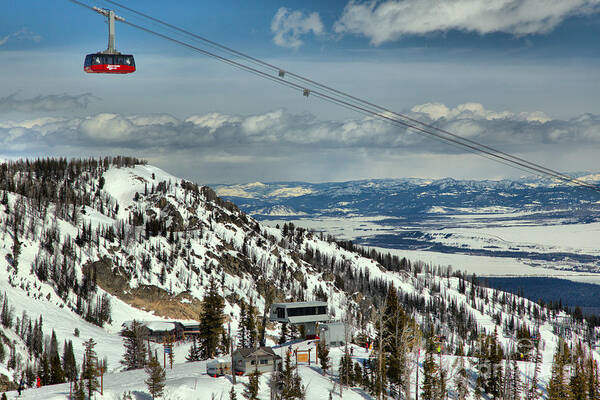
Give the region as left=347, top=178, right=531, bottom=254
left=271, top=7, right=324, bottom=49
left=334, top=0, right=600, bottom=45
left=1, top=103, right=599, bottom=154
left=0, top=93, right=95, bottom=113
left=2, top=103, right=599, bottom=181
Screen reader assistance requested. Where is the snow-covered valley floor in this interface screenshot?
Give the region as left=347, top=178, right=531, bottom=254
left=262, top=214, right=600, bottom=283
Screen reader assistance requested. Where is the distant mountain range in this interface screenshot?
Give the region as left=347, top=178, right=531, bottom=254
left=214, top=173, right=600, bottom=275
left=213, top=173, right=600, bottom=220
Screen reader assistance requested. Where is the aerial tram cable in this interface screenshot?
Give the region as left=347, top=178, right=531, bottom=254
left=307, top=90, right=600, bottom=192
left=67, top=0, right=600, bottom=192
left=68, top=0, right=599, bottom=191
left=100, top=0, right=285, bottom=73
left=305, top=91, right=556, bottom=179
left=97, top=0, right=596, bottom=190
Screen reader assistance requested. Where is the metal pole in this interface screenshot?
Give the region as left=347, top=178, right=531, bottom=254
left=107, top=10, right=116, bottom=53
left=415, top=349, right=419, bottom=400
left=230, top=323, right=236, bottom=385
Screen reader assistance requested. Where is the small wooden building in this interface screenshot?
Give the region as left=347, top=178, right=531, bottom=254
left=233, top=347, right=282, bottom=375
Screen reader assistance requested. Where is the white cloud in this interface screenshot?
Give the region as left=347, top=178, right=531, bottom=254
left=185, top=113, right=240, bottom=133
left=1, top=104, right=599, bottom=155
left=79, top=113, right=135, bottom=141
left=271, top=7, right=324, bottom=49
left=0, top=28, right=41, bottom=47
left=334, top=0, right=600, bottom=45
left=410, top=102, right=549, bottom=122
left=2, top=104, right=599, bottom=182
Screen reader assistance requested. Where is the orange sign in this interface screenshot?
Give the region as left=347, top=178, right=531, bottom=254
left=297, top=353, right=309, bottom=363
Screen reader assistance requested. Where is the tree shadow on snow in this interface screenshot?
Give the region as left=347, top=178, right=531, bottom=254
left=131, top=391, right=153, bottom=400
left=350, top=387, right=374, bottom=400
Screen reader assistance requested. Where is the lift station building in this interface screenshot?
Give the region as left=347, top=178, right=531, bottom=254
left=269, top=301, right=329, bottom=337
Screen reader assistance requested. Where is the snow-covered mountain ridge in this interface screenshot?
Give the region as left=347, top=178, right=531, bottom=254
left=0, top=158, right=597, bottom=398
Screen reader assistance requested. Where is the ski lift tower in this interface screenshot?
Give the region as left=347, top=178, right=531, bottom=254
left=269, top=301, right=329, bottom=338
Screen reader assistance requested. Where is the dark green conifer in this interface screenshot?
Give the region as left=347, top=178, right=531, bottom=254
left=317, top=342, right=330, bottom=374
left=278, top=323, right=289, bottom=345
left=186, top=336, right=201, bottom=362
left=422, top=346, right=439, bottom=400
left=145, top=354, right=166, bottom=399
left=244, top=370, right=260, bottom=400
left=82, top=338, right=99, bottom=398
left=547, top=339, right=568, bottom=400
left=62, top=340, right=78, bottom=382
left=199, top=278, right=225, bottom=359
left=121, top=320, right=148, bottom=370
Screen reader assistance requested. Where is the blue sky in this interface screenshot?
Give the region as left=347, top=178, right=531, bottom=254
left=1, top=0, right=600, bottom=183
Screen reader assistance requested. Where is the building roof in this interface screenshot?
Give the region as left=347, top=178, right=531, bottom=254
left=234, top=346, right=282, bottom=360
left=146, top=321, right=177, bottom=332
left=271, top=301, right=328, bottom=308
left=180, top=321, right=201, bottom=328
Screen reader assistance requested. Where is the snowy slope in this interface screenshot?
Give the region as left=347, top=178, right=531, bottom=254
left=0, top=159, right=597, bottom=399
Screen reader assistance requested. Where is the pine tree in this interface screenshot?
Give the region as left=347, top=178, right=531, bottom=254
left=82, top=338, right=99, bottom=399
left=238, top=302, right=248, bottom=348
left=73, top=378, right=86, bottom=400
left=145, top=354, right=166, bottom=399
left=339, top=352, right=354, bottom=387
left=238, top=301, right=258, bottom=349
left=62, top=340, right=78, bottom=382
left=547, top=339, right=568, bottom=400
left=526, top=339, right=542, bottom=400
left=380, top=285, right=405, bottom=395
left=510, top=358, right=522, bottom=400
left=49, top=330, right=65, bottom=384
left=50, top=349, right=66, bottom=384
left=453, top=352, right=469, bottom=400
left=0, top=294, right=13, bottom=328
left=422, top=348, right=439, bottom=400
left=166, top=335, right=175, bottom=369
left=38, top=352, right=51, bottom=385
left=186, top=336, right=201, bottom=362
left=486, top=329, right=504, bottom=399
left=289, top=324, right=300, bottom=340
left=230, top=385, right=238, bottom=400
left=278, top=323, right=289, bottom=345
left=244, top=370, right=260, bottom=400
left=275, top=351, right=305, bottom=400
left=199, top=278, right=225, bottom=359
left=317, top=342, right=330, bottom=374
left=121, top=320, right=148, bottom=370
left=585, top=356, right=599, bottom=400
left=246, top=300, right=257, bottom=348
left=569, top=361, right=586, bottom=400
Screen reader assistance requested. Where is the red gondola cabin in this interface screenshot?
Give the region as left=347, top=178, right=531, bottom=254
left=84, top=53, right=135, bottom=74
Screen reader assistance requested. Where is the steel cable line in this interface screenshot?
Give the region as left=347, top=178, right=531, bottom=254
left=99, top=0, right=592, bottom=189
left=102, top=0, right=284, bottom=74
left=308, top=92, right=553, bottom=178
left=67, top=0, right=600, bottom=192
